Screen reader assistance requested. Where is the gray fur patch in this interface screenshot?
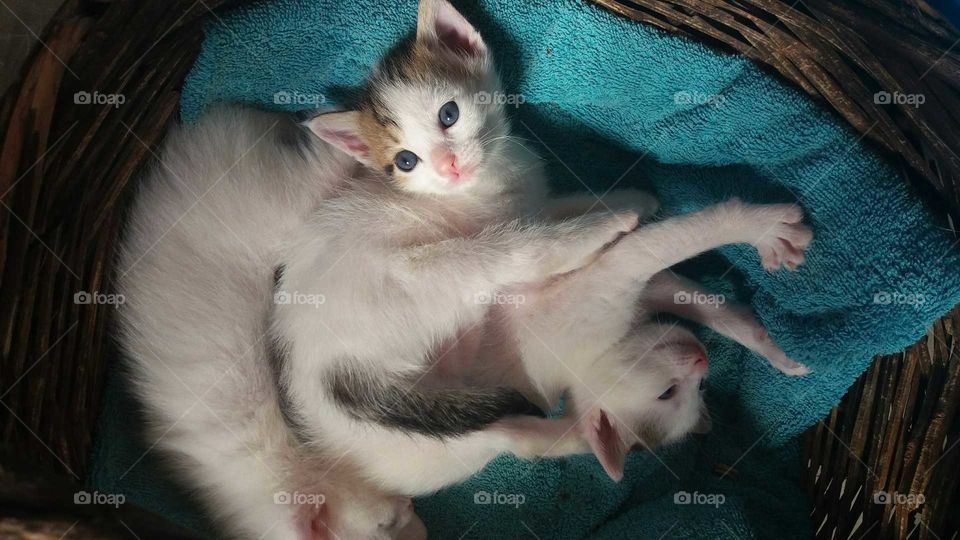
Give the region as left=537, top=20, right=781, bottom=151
left=277, top=115, right=313, bottom=157
left=327, top=363, right=543, bottom=438
left=268, top=264, right=311, bottom=443
left=267, top=336, right=312, bottom=445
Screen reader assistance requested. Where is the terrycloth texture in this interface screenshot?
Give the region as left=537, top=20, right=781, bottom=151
left=90, top=0, right=960, bottom=538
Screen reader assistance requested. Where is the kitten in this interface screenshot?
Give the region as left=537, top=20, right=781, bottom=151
left=117, top=0, right=645, bottom=534
left=481, top=200, right=812, bottom=481
left=117, top=106, right=425, bottom=539
left=277, top=184, right=813, bottom=493
left=272, top=0, right=800, bottom=495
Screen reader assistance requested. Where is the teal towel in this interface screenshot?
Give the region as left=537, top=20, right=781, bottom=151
left=90, top=0, right=960, bottom=538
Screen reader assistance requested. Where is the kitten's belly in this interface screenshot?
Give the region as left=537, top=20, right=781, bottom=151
left=424, top=311, right=522, bottom=389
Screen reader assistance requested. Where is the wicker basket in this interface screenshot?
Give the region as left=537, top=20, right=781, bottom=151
left=1, top=0, right=957, bottom=537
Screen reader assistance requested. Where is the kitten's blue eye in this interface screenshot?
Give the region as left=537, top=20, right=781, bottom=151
left=439, top=101, right=459, bottom=128
left=394, top=150, right=418, bottom=172
left=658, top=385, right=678, bottom=400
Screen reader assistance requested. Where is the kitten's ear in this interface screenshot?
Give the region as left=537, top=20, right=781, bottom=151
left=303, top=111, right=373, bottom=166
left=581, top=408, right=629, bottom=482
left=295, top=499, right=332, bottom=540
left=416, top=0, right=487, bottom=59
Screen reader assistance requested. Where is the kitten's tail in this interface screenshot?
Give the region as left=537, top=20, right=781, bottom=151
left=325, top=362, right=544, bottom=438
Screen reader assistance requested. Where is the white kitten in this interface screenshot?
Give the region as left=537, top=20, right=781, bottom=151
left=484, top=200, right=812, bottom=481
left=277, top=188, right=812, bottom=494
left=117, top=106, right=425, bottom=539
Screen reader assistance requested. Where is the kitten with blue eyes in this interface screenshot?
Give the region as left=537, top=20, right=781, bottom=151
left=269, top=0, right=653, bottom=494
left=273, top=0, right=811, bottom=496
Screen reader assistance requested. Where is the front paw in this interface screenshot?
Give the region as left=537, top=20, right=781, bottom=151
left=606, top=210, right=641, bottom=236
left=743, top=203, right=813, bottom=271
left=606, top=189, right=660, bottom=221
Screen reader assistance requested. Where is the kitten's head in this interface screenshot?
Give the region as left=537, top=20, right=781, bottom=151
left=304, top=0, right=527, bottom=197
left=571, top=324, right=711, bottom=481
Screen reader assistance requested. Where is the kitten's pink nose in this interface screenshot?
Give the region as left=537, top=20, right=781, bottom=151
left=432, top=149, right=461, bottom=181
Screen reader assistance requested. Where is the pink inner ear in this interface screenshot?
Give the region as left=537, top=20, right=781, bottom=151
left=437, top=26, right=479, bottom=56
left=584, top=409, right=628, bottom=482
left=295, top=501, right=330, bottom=540
left=322, top=130, right=369, bottom=157
left=432, top=2, right=485, bottom=57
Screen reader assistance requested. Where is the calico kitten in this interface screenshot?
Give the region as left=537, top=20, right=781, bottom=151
left=270, top=0, right=651, bottom=495
left=117, top=106, right=425, bottom=539
left=272, top=0, right=811, bottom=496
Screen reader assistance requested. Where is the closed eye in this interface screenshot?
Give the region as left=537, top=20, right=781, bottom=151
left=658, top=384, right=678, bottom=400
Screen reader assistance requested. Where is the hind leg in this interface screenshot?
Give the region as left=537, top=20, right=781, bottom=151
left=641, top=271, right=809, bottom=375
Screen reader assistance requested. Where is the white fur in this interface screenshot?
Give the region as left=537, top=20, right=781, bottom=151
left=276, top=191, right=813, bottom=493
left=272, top=0, right=814, bottom=497
left=119, top=4, right=814, bottom=536
left=272, top=0, right=651, bottom=495
left=117, top=106, right=424, bottom=539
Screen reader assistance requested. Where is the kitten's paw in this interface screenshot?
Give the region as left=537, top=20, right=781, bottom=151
left=755, top=328, right=810, bottom=376
left=748, top=204, right=813, bottom=271
left=605, top=189, right=660, bottom=221
left=768, top=352, right=811, bottom=376
left=608, top=210, right=641, bottom=235
left=549, top=210, right=640, bottom=276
